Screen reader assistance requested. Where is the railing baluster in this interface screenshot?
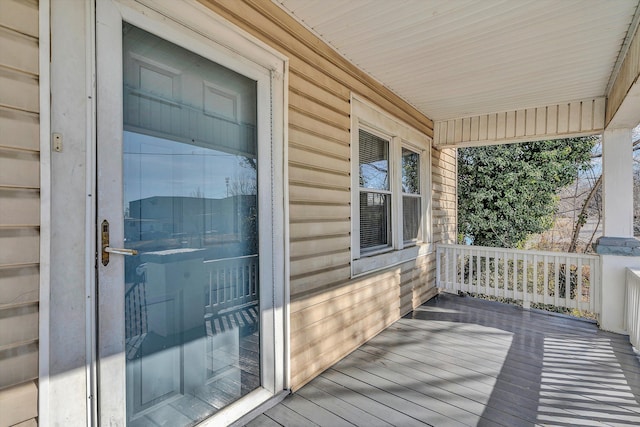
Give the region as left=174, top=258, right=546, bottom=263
left=512, top=251, right=517, bottom=300
left=485, top=251, right=490, bottom=295
left=469, top=248, right=474, bottom=294
left=577, top=258, right=583, bottom=310
left=476, top=251, right=484, bottom=294
left=554, top=255, right=560, bottom=308
left=493, top=251, right=500, bottom=296
left=564, top=255, right=570, bottom=307
left=522, top=253, right=530, bottom=309
left=533, top=254, right=538, bottom=305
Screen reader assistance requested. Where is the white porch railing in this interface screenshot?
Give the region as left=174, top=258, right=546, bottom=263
left=436, top=244, right=600, bottom=314
left=204, top=254, right=259, bottom=313
left=626, top=268, right=640, bottom=350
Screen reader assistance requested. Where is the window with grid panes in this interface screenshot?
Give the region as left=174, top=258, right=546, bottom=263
left=351, top=97, right=432, bottom=276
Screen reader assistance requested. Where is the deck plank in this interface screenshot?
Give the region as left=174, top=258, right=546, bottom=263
left=247, top=294, right=640, bottom=427
left=296, top=384, right=395, bottom=427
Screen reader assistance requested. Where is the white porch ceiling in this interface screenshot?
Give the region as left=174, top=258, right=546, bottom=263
left=276, top=0, right=640, bottom=122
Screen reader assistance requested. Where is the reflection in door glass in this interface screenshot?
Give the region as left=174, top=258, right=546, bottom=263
left=122, top=23, right=259, bottom=426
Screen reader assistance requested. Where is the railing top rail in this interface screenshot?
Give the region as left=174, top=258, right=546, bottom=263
left=627, top=267, right=640, bottom=278
left=436, top=243, right=600, bottom=260
left=203, top=254, right=259, bottom=264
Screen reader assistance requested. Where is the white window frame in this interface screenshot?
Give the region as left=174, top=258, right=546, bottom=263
left=351, top=96, right=432, bottom=277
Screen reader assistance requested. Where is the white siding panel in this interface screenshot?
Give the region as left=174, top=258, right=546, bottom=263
left=0, top=342, right=38, bottom=391
left=0, top=26, right=38, bottom=75
left=434, top=97, right=605, bottom=147
left=0, top=229, right=39, bottom=265
left=0, top=382, right=38, bottom=427
left=0, top=190, right=39, bottom=225
left=0, top=5, right=39, bottom=425
left=0, top=70, right=39, bottom=113
left=0, top=0, right=38, bottom=38
left=0, top=152, right=39, bottom=188
left=0, top=109, right=39, bottom=151
left=0, top=266, right=39, bottom=306
left=0, top=304, right=38, bottom=348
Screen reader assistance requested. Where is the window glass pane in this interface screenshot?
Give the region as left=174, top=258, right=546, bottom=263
left=403, top=196, right=421, bottom=243
left=122, top=23, right=260, bottom=425
left=402, top=148, right=420, bottom=194
left=359, top=129, right=389, bottom=190
left=360, top=191, right=391, bottom=249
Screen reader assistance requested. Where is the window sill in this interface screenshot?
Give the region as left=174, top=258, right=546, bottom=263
left=352, top=243, right=433, bottom=278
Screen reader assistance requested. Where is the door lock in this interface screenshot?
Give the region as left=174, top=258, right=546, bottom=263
left=101, top=220, right=138, bottom=266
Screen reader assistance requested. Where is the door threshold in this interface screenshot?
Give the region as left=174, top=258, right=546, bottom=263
left=228, top=390, right=290, bottom=427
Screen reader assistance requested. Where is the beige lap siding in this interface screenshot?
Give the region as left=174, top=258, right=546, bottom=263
left=0, top=0, right=41, bottom=426
left=199, top=0, right=456, bottom=391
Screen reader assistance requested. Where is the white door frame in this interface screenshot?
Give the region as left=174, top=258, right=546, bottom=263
left=95, top=1, right=288, bottom=425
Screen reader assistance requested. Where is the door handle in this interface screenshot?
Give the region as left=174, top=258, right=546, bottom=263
left=101, top=219, right=138, bottom=266
left=105, top=247, right=138, bottom=256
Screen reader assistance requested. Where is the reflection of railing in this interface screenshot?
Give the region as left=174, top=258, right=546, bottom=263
left=204, top=254, right=258, bottom=313
left=125, top=279, right=148, bottom=341
left=626, top=268, right=640, bottom=350
left=436, top=244, right=600, bottom=313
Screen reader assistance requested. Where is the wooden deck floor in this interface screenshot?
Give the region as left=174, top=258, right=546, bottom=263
left=247, top=293, right=640, bottom=427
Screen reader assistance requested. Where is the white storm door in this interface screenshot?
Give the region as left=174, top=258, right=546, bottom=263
left=96, top=1, right=284, bottom=425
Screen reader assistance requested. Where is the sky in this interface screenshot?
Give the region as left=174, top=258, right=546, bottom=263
left=123, top=131, right=256, bottom=207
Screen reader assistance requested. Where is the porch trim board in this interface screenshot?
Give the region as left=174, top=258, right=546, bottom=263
left=436, top=244, right=601, bottom=314
left=434, top=97, right=605, bottom=147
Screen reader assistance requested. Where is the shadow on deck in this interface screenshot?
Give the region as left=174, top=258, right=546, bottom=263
left=247, top=293, right=640, bottom=426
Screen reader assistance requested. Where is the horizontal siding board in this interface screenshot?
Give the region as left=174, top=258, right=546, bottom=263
left=288, top=127, right=349, bottom=158
left=0, top=229, right=39, bottom=265
left=289, top=58, right=351, bottom=101
left=290, top=302, right=399, bottom=389
left=289, top=220, right=350, bottom=240
left=0, top=304, right=38, bottom=347
left=289, top=109, right=349, bottom=144
left=0, top=190, right=39, bottom=226
left=0, top=108, right=39, bottom=151
left=290, top=265, right=352, bottom=298
left=0, top=152, right=39, bottom=188
left=0, top=0, right=38, bottom=38
left=0, top=381, right=38, bottom=426
left=0, top=341, right=37, bottom=389
left=289, top=145, right=349, bottom=174
left=289, top=72, right=350, bottom=113
left=289, top=203, right=351, bottom=222
left=291, top=281, right=400, bottom=333
left=0, top=266, right=39, bottom=306
left=289, top=166, right=349, bottom=191
left=0, top=69, right=38, bottom=113
left=290, top=270, right=398, bottom=312
left=289, top=91, right=350, bottom=130
left=290, top=250, right=351, bottom=277
left=290, top=235, right=351, bottom=258
left=0, top=27, right=39, bottom=75
left=289, top=184, right=349, bottom=205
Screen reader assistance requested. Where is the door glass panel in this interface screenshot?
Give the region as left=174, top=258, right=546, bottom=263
left=122, top=23, right=259, bottom=426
